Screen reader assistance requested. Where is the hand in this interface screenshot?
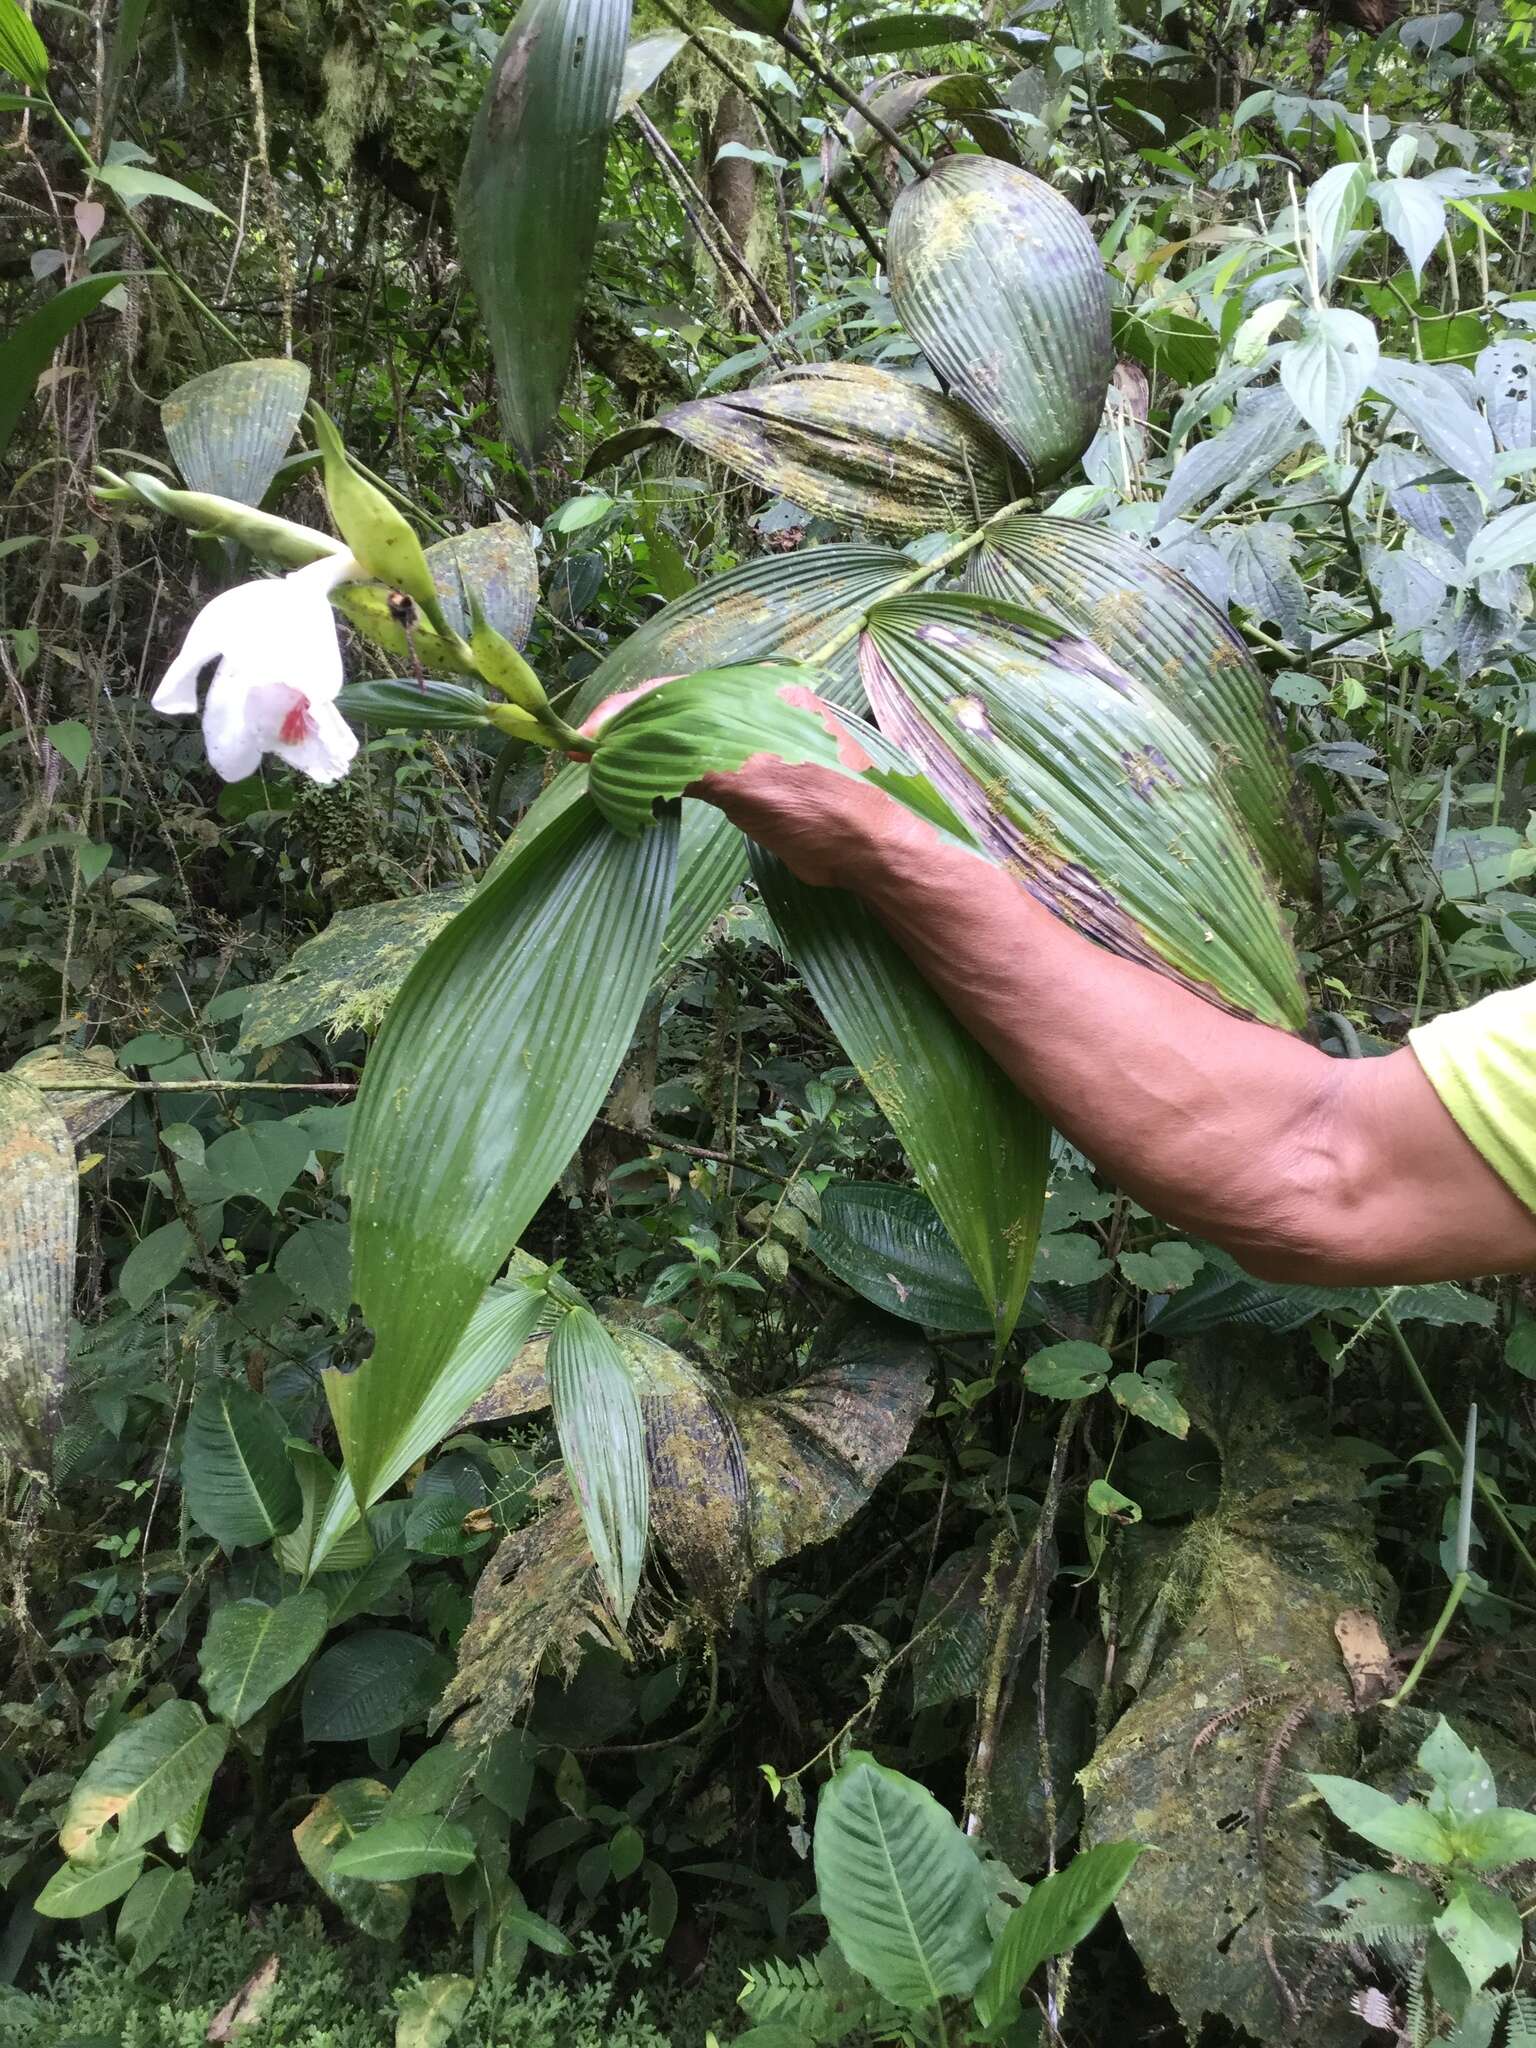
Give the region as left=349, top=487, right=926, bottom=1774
left=577, top=676, right=907, bottom=890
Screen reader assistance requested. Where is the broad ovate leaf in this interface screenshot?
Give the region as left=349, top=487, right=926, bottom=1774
left=589, top=364, right=1016, bottom=537
left=457, top=0, right=632, bottom=457
left=973, top=1842, right=1144, bottom=2028
left=1372, top=357, right=1496, bottom=499
left=966, top=514, right=1311, bottom=892
left=197, top=1591, right=330, bottom=1728
left=338, top=793, right=676, bottom=1523
left=0, top=1072, right=75, bottom=1474
left=328, top=1815, right=477, bottom=1881
left=548, top=1305, right=649, bottom=1621
left=59, top=1701, right=229, bottom=1861
left=1369, top=176, right=1445, bottom=287
left=810, top=1180, right=993, bottom=1333
left=161, top=358, right=310, bottom=508
left=755, top=851, right=1047, bottom=1346
left=860, top=592, right=1307, bottom=1028
left=813, top=1751, right=990, bottom=2010
left=887, top=156, right=1112, bottom=488
left=180, top=1381, right=303, bottom=1553
left=1280, top=308, right=1378, bottom=457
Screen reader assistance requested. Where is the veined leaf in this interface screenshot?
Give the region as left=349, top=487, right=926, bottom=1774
left=589, top=365, right=1015, bottom=537
left=839, top=12, right=981, bottom=52
left=336, top=678, right=497, bottom=733
left=457, top=0, right=632, bottom=457
left=0, top=274, right=134, bottom=459
left=34, top=1849, right=145, bottom=1919
left=0, top=0, right=49, bottom=85
left=161, top=358, right=310, bottom=508
left=1371, top=357, right=1496, bottom=498
left=813, top=1751, right=990, bottom=2010
left=116, top=1866, right=194, bottom=1976
left=292, top=1778, right=412, bottom=1940
left=329, top=1815, right=476, bottom=1881
left=338, top=794, right=676, bottom=1520
left=59, top=1701, right=229, bottom=1860
left=973, top=1842, right=1144, bottom=2028
left=302, top=1631, right=450, bottom=1743
left=197, top=1592, right=330, bottom=1728
left=0, top=1073, right=75, bottom=1474
left=887, top=156, right=1112, bottom=488
left=548, top=1306, right=649, bottom=1621
left=860, top=592, right=1307, bottom=1028
left=754, top=848, right=1048, bottom=1345
left=966, top=513, right=1311, bottom=893
left=810, top=1180, right=993, bottom=1333
left=1280, top=308, right=1378, bottom=458
left=181, top=1380, right=302, bottom=1552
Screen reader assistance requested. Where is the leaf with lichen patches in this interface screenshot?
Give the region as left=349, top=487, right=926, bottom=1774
left=860, top=592, right=1306, bottom=1030
left=888, top=157, right=1113, bottom=489
left=588, top=365, right=1016, bottom=538
left=732, top=1315, right=932, bottom=1569
left=1081, top=1360, right=1378, bottom=2044
left=0, top=1073, right=76, bottom=1474
left=336, top=520, right=538, bottom=668
left=292, top=1778, right=413, bottom=1940
left=162, top=358, right=309, bottom=508
left=433, top=1490, right=609, bottom=1746
left=237, top=887, right=474, bottom=1049
left=967, top=515, right=1312, bottom=894
left=11, top=1044, right=127, bottom=1144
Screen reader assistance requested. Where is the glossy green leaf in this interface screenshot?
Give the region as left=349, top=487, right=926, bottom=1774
left=0, top=1073, right=75, bottom=1474
left=337, top=794, right=676, bottom=1518
left=329, top=1815, right=477, bottom=1881
left=337, top=678, right=496, bottom=732
left=1308, top=1775, right=1455, bottom=1864
left=590, top=365, right=1015, bottom=537
left=302, top=1631, right=450, bottom=1743
left=59, top=1701, right=229, bottom=1861
left=34, top=1849, right=145, bottom=1919
left=548, top=1306, right=649, bottom=1622
left=810, top=1180, right=992, bottom=1333
left=840, top=12, right=981, bottom=52
left=974, top=1842, right=1144, bottom=2028
left=966, top=514, right=1311, bottom=892
left=395, top=1974, right=475, bottom=2048
left=754, top=849, right=1048, bottom=1346
left=888, top=157, right=1112, bottom=488
left=1434, top=1880, right=1522, bottom=1994
left=115, top=1865, right=194, bottom=1975
left=198, top=1591, right=330, bottom=1728
left=161, top=358, right=310, bottom=508
left=813, top=1751, right=990, bottom=2010
left=655, top=800, right=750, bottom=972
left=292, top=1778, right=413, bottom=1940
left=0, top=274, right=133, bottom=460
left=860, top=592, right=1306, bottom=1027
left=0, top=0, right=48, bottom=85
left=181, top=1380, right=302, bottom=1552
left=458, top=0, right=631, bottom=457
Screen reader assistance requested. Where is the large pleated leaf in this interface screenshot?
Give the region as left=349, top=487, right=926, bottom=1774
left=457, top=0, right=631, bottom=457
left=588, top=365, right=1015, bottom=537
left=337, top=678, right=498, bottom=733
left=967, top=515, right=1311, bottom=892
left=810, top=1180, right=992, bottom=1334
left=860, top=593, right=1307, bottom=1029
left=0, top=1073, right=75, bottom=1474
left=336, top=519, right=539, bottom=672
left=888, top=156, right=1112, bottom=488
left=813, top=1751, right=991, bottom=2011
left=565, top=544, right=917, bottom=722
left=753, top=847, right=1048, bottom=1346
left=161, top=358, right=310, bottom=508
left=548, top=1305, right=649, bottom=1622
left=655, top=800, right=750, bottom=972
left=336, top=792, right=677, bottom=1520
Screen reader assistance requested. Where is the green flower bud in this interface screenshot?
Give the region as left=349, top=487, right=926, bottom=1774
left=466, top=590, right=552, bottom=719
left=105, top=470, right=345, bottom=571
left=309, top=406, right=450, bottom=635
left=486, top=700, right=552, bottom=746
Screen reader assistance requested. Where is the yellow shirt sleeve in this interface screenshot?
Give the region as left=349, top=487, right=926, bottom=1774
left=1409, top=981, right=1536, bottom=1217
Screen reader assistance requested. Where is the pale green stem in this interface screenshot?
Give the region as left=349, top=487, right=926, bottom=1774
left=806, top=497, right=1030, bottom=669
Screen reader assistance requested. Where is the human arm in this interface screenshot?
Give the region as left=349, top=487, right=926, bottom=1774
left=695, top=758, right=1536, bottom=1287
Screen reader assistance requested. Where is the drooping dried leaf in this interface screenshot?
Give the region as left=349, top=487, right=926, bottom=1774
left=434, top=1490, right=608, bottom=1744
left=205, top=1953, right=280, bottom=2041
left=162, top=358, right=309, bottom=508
left=11, top=1042, right=127, bottom=1143
left=732, top=1317, right=932, bottom=1569
left=589, top=365, right=1016, bottom=538
left=967, top=514, right=1312, bottom=893
left=0, top=1073, right=76, bottom=1473
left=887, top=156, right=1112, bottom=488
left=1081, top=1361, right=1377, bottom=2042
left=825, top=72, right=1018, bottom=182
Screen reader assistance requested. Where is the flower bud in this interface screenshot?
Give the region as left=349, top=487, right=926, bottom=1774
left=309, top=406, right=451, bottom=636
left=104, top=470, right=344, bottom=570
left=466, top=591, right=552, bottom=719
left=486, top=700, right=551, bottom=745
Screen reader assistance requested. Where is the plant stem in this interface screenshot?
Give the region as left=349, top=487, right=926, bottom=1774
left=807, top=498, right=1029, bottom=668
left=1387, top=1573, right=1469, bottom=1709
left=30, top=1076, right=356, bottom=1095
left=777, top=25, right=929, bottom=177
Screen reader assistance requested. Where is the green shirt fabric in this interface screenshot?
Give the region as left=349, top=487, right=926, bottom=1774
left=1410, top=982, right=1536, bottom=1216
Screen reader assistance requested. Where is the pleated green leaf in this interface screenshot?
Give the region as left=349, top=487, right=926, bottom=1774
left=337, top=678, right=497, bottom=733
left=888, top=157, right=1112, bottom=487
left=967, top=514, right=1312, bottom=892
left=548, top=1305, right=650, bottom=1621
left=336, top=793, right=676, bottom=1518
left=565, top=544, right=917, bottom=722
left=589, top=365, right=1015, bottom=537
left=458, top=0, right=632, bottom=457
left=161, top=358, right=310, bottom=508
left=0, top=0, right=49, bottom=85
left=860, top=592, right=1307, bottom=1028
left=810, top=1181, right=993, bottom=1334
left=0, top=1073, right=75, bottom=1474
left=656, top=799, right=750, bottom=974
left=753, top=848, right=1048, bottom=1347
left=813, top=1751, right=991, bottom=2011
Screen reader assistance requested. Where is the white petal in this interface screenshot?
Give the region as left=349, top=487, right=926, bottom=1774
left=262, top=580, right=346, bottom=705
left=200, top=665, right=266, bottom=782
left=273, top=696, right=358, bottom=784
left=151, top=579, right=289, bottom=713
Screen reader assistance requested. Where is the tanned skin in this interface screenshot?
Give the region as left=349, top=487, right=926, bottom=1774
left=584, top=688, right=1536, bottom=1287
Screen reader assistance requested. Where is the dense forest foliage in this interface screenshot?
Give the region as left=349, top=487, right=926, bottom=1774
left=5, top=0, right=1536, bottom=2042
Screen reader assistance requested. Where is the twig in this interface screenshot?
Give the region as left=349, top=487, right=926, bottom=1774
left=30, top=1076, right=357, bottom=1094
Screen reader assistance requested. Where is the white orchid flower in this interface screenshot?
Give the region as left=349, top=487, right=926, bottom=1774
left=151, top=551, right=363, bottom=785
